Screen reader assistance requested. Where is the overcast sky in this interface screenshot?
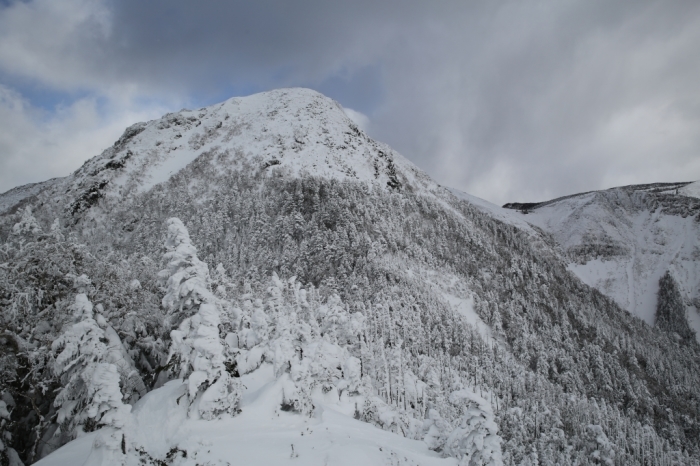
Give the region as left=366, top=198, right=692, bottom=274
left=0, top=0, right=698, bottom=204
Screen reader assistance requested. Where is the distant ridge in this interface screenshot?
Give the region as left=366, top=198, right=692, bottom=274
left=503, top=180, right=693, bottom=212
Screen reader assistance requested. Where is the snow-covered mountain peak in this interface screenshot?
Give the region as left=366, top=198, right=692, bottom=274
left=54, top=88, right=432, bottom=217
left=4, top=90, right=700, bottom=465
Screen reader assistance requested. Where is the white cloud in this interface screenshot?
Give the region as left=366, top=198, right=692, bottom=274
left=0, top=85, right=167, bottom=193
left=369, top=1, right=700, bottom=204
left=0, top=0, right=114, bottom=92
left=342, top=107, right=370, bottom=132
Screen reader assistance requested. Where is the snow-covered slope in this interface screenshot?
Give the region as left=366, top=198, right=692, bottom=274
left=447, top=188, right=537, bottom=236
left=504, top=183, right=700, bottom=340
left=0, top=177, right=63, bottom=215
left=680, top=180, right=700, bottom=199
left=36, top=364, right=462, bottom=466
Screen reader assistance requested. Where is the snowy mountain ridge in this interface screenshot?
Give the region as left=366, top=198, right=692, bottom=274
left=503, top=182, right=700, bottom=341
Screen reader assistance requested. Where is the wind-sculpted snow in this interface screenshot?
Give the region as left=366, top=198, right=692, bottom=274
left=2, top=89, right=700, bottom=465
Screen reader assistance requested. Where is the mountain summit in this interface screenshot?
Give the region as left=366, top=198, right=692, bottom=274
left=12, top=88, right=431, bottom=221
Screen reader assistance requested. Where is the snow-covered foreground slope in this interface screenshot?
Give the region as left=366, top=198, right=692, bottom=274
left=504, top=183, right=700, bottom=341
left=37, top=365, right=458, bottom=466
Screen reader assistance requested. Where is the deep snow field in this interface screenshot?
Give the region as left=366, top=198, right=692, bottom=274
left=37, top=364, right=465, bottom=466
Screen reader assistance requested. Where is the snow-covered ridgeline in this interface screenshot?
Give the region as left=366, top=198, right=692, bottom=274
left=505, top=185, right=700, bottom=341
left=0, top=88, right=438, bottom=222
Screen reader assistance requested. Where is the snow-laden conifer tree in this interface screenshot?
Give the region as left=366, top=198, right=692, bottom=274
left=583, top=424, right=615, bottom=466
left=161, top=218, right=241, bottom=419
left=51, top=292, right=135, bottom=463
left=49, top=218, right=64, bottom=241
left=0, top=396, right=22, bottom=466
left=158, top=217, right=215, bottom=329
left=11, top=206, right=42, bottom=237
left=443, top=401, right=503, bottom=466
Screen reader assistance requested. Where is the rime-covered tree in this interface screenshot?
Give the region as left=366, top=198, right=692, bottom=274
left=0, top=395, right=22, bottom=466
left=583, top=424, right=615, bottom=466
left=158, top=217, right=215, bottom=329
left=11, top=206, right=42, bottom=237
left=443, top=401, right=502, bottom=466
left=51, top=292, right=136, bottom=459
left=162, top=218, right=241, bottom=419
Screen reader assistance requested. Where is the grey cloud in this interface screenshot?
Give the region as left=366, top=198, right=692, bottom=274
left=0, top=0, right=699, bottom=203
left=371, top=0, right=700, bottom=203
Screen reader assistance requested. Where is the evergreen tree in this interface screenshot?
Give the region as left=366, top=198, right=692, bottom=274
left=656, top=271, right=695, bottom=340
left=51, top=292, right=134, bottom=453
left=158, top=217, right=215, bottom=329
left=162, top=218, right=242, bottom=419
left=0, top=395, right=22, bottom=466
left=11, top=206, right=42, bottom=237
left=444, top=401, right=503, bottom=465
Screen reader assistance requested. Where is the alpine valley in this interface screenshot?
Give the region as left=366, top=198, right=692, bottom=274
left=1, top=88, right=698, bottom=466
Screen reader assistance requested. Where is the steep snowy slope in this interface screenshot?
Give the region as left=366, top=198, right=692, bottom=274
left=447, top=188, right=537, bottom=236
left=504, top=183, right=700, bottom=340
left=680, top=180, right=700, bottom=199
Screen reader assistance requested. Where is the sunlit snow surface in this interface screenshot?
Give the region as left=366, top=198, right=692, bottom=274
left=37, top=364, right=455, bottom=466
